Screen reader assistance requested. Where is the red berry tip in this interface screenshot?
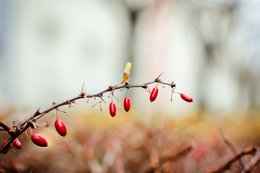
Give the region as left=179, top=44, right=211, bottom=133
left=55, top=118, right=67, bottom=137
left=109, top=101, right=117, bottom=117
left=31, top=134, right=48, bottom=147
left=13, top=138, right=22, bottom=149
left=124, top=96, right=131, bottom=112
left=180, top=93, right=193, bottom=102
left=2, top=140, right=9, bottom=155
left=150, top=87, right=159, bottom=102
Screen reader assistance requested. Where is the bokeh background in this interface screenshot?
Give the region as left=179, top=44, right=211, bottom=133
left=1, top=0, right=260, bottom=115
left=0, top=0, right=260, bottom=172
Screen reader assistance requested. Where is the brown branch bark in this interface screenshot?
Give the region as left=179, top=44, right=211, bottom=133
left=0, top=122, right=11, bottom=132
left=218, top=128, right=246, bottom=171
left=144, top=145, right=192, bottom=173
left=243, top=148, right=260, bottom=173
left=207, top=145, right=258, bottom=173
left=0, top=77, right=176, bottom=154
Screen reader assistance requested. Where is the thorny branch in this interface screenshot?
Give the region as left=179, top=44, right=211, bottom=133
left=0, top=76, right=176, bottom=154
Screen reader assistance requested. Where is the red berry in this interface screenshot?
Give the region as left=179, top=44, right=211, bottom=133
left=2, top=140, right=9, bottom=155
left=31, top=134, right=48, bottom=147
left=109, top=101, right=117, bottom=117
left=150, top=87, right=159, bottom=102
left=180, top=93, right=193, bottom=102
left=55, top=118, right=67, bottom=137
left=124, top=96, right=131, bottom=112
left=12, top=138, right=22, bottom=149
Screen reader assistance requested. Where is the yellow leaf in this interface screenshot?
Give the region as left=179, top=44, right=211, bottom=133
left=121, top=62, right=132, bottom=83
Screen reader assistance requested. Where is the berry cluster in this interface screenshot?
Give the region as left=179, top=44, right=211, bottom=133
left=30, top=118, right=67, bottom=147
left=108, top=94, right=131, bottom=117
left=108, top=85, right=193, bottom=117
left=2, top=118, right=68, bottom=153
left=0, top=72, right=193, bottom=154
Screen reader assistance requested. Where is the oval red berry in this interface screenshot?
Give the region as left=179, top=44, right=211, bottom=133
left=31, top=134, right=48, bottom=147
left=124, top=96, right=131, bottom=112
left=150, top=87, right=159, bottom=102
left=2, top=140, right=9, bottom=155
left=180, top=93, right=193, bottom=102
left=55, top=118, right=67, bottom=137
left=2, top=148, right=9, bottom=155
left=109, top=101, right=117, bottom=117
left=13, top=138, right=22, bottom=149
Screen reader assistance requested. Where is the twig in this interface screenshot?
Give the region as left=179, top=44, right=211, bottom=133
left=207, top=145, right=258, bottom=173
left=0, top=122, right=11, bottom=132
left=218, top=128, right=246, bottom=171
left=144, top=145, right=192, bottom=173
left=160, top=145, right=192, bottom=163
left=243, top=148, right=260, bottom=173
left=0, top=77, right=175, bottom=154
